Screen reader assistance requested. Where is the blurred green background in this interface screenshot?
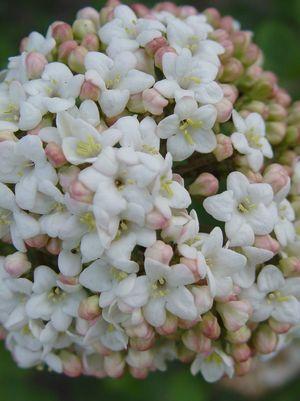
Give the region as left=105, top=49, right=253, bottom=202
left=1, top=0, right=300, bottom=400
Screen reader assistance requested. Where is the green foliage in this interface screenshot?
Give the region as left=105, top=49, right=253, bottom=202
left=1, top=1, right=300, bottom=400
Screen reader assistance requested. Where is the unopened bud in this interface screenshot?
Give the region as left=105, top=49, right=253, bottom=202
left=215, top=98, right=233, bottom=123
left=279, top=256, right=300, bottom=277
left=191, top=286, right=214, bottom=315
left=80, top=79, right=100, bottom=101
left=213, top=133, right=233, bottom=161
left=203, top=8, right=221, bottom=28
left=154, top=2, right=178, bottom=14
left=127, top=93, right=146, bottom=114
left=220, top=58, right=244, bottom=82
left=229, top=343, right=251, bottom=363
left=263, top=163, right=290, bottom=194
left=46, top=238, right=62, bottom=255
left=189, top=173, right=219, bottom=197
left=219, top=16, right=235, bottom=33
left=68, top=45, right=88, bottom=73
left=231, top=31, right=252, bottom=56
left=254, top=235, right=280, bottom=254
left=45, top=142, right=67, bottom=167
left=226, top=326, right=252, bottom=344
left=154, top=46, right=176, bottom=69
left=146, top=209, right=169, bottom=230
left=59, top=166, right=80, bottom=192
left=182, top=330, right=212, bottom=353
left=284, top=126, right=300, bottom=146
left=52, top=22, right=73, bottom=45
left=266, top=121, right=286, bottom=145
left=199, top=312, right=221, bottom=340
left=268, top=317, right=292, bottom=334
left=0, top=132, right=18, bottom=142
left=220, top=84, right=238, bottom=104
left=145, top=240, right=173, bottom=265
left=58, top=40, right=78, bottom=63
left=60, top=351, right=82, bottom=377
left=268, top=103, right=287, bottom=121
left=25, top=234, right=48, bottom=249
left=253, top=324, right=278, bottom=354
left=78, top=295, right=101, bottom=321
left=72, top=19, right=96, bottom=41
left=77, top=7, right=100, bottom=28
left=81, top=33, right=100, bottom=51
left=240, top=43, right=260, bottom=66
left=25, top=52, right=47, bottom=79
left=145, top=36, right=168, bottom=56
left=156, top=313, right=178, bottom=336
left=131, top=3, right=152, bottom=17
left=178, top=6, right=197, bottom=18
left=235, top=358, right=252, bottom=376
left=104, top=352, right=125, bottom=378
left=4, top=252, right=31, bottom=278
left=250, top=78, right=274, bottom=100
left=130, top=332, right=155, bottom=351
left=142, top=88, right=168, bottom=115
left=217, top=300, right=252, bottom=332
left=279, top=150, right=297, bottom=167
left=69, top=180, right=94, bottom=204
left=243, top=100, right=269, bottom=119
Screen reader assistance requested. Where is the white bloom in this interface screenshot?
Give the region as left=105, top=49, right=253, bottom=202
left=0, top=81, right=42, bottom=130
left=85, top=317, right=128, bottom=351
left=242, top=265, right=300, bottom=324
left=24, top=62, right=84, bottom=114
left=99, top=5, right=165, bottom=58
left=84, top=51, right=154, bottom=117
left=157, top=97, right=217, bottom=160
left=154, top=49, right=223, bottom=104
left=22, top=31, right=56, bottom=56
left=142, top=257, right=197, bottom=327
left=231, top=110, right=273, bottom=172
left=26, top=266, right=86, bottom=332
left=204, top=171, right=276, bottom=246
left=191, top=349, right=234, bottom=382
left=0, top=183, right=40, bottom=251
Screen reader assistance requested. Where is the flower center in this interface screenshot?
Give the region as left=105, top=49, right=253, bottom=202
left=80, top=212, right=96, bottom=232
left=106, top=73, right=121, bottom=89
left=48, top=287, right=65, bottom=303
left=142, top=144, right=159, bottom=155
left=246, top=130, right=262, bottom=149
left=76, top=135, right=102, bottom=158
left=0, top=209, right=12, bottom=227
left=152, top=277, right=169, bottom=298
left=115, top=220, right=129, bottom=240
left=267, top=290, right=290, bottom=303
left=237, top=197, right=256, bottom=214
left=110, top=266, right=128, bottom=282
left=160, top=176, right=174, bottom=198
left=179, top=118, right=203, bottom=145
left=206, top=352, right=223, bottom=364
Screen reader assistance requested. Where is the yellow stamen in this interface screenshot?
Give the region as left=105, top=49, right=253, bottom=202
left=76, top=135, right=101, bottom=158
left=80, top=212, right=96, bottom=232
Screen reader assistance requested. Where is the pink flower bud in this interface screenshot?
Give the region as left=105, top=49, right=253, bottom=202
left=215, top=98, right=233, bottom=123
left=226, top=326, right=252, bottom=344
left=20, top=37, right=29, bottom=53
left=199, top=312, right=221, bottom=340
left=217, top=300, right=252, bottom=332
left=68, top=45, right=88, bottom=73
left=220, top=84, right=239, bottom=104
left=213, top=133, right=233, bottom=161
left=231, top=31, right=252, bottom=54
left=145, top=36, right=168, bottom=56
left=178, top=6, right=197, bottom=18
left=182, top=330, right=212, bottom=353
left=127, top=93, right=146, bottom=114
left=131, top=3, right=151, bottom=17
left=80, top=79, right=100, bottom=101
left=77, top=7, right=100, bottom=27
left=130, top=367, right=149, bottom=379
left=72, top=19, right=96, bottom=41
left=279, top=150, right=297, bottom=167
left=25, top=52, right=47, bottom=79
left=266, top=121, right=286, bottom=145
left=146, top=209, right=169, bottom=230
left=284, top=126, right=300, bottom=146
left=264, top=163, right=290, bottom=194
left=104, top=352, right=125, bottom=378
left=230, top=343, right=251, bottom=363
left=154, top=2, right=179, bottom=15
left=219, top=16, right=235, bottom=33
left=203, top=8, right=221, bottom=27
left=130, top=332, right=155, bottom=351
left=52, top=22, right=73, bottom=44
left=177, top=346, right=195, bottom=363
left=243, top=100, right=269, bottom=119
left=25, top=234, right=48, bottom=249
left=78, top=295, right=101, bottom=321
left=191, top=286, right=213, bottom=315
left=46, top=238, right=62, bottom=255
left=180, top=257, right=201, bottom=281
left=60, top=351, right=82, bottom=377
left=69, top=180, right=94, bottom=204
left=268, top=103, right=288, bottom=121
left=27, top=115, right=53, bottom=135
left=142, top=88, right=168, bottom=115
left=4, top=252, right=31, bottom=278
left=240, top=43, right=261, bottom=66
left=253, top=324, right=278, bottom=355
left=156, top=313, right=178, bottom=335
left=235, top=359, right=252, bottom=376
left=58, top=40, right=78, bottom=63
left=189, top=173, right=219, bottom=197
left=250, top=78, right=275, bottom=101
left=275, top=88, right=292, bottom=107
left=145, top=240, right=173, bottom=265
left=221, top=58, right=244, bottom=82
left=59, top=166, right=80, bottom=192
left=0, top=326, right=6, bottom=340
left=279, top=256, right=300, bottom=277
left=254, top=235, right=280, bottom=254
left=219, top=39, right=235, bottom=61
left=154, top=46, right=176, bottom=69
left=81, top=33, right=100, bottom=51
left=268, top=317, right=292, bottom=334
left=45, top=142, right=67, bottom=167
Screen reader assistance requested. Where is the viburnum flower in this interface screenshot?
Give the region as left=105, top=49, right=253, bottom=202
left=231, top=110, right=273, bottom=172
left=1, top=0, right=300, bottom=384
left=204, top=172, right=277, bottom=246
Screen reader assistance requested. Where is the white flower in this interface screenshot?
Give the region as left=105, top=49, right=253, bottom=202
left=26, top=266, right=85, bottom=332
left=204, top=171, right=276, bottom=246
left=233, top=246, right=274, bottom=289
left=191, top=349, right=234, bottom=382
left=242, top=265, right=300, bottom=324
left=24, top=62, right=84, bottom=114
left=142, top=257, right=197, bottom=327
left=99, top=5, right=165, bottom=58
left=0, top=81, right=42, bottom=130
left=231, top=110, right=273, bottom=172
left=22, top=31, right=56, bottom=56
left=166, top=16, right=224, bottom=65
left=157, top=97, right=217, bottom=160
left=0, top=183, right=40, bottom=251
left=84, top=51, right=154, bottom=117
left=154, top=49, right=223, bottom=104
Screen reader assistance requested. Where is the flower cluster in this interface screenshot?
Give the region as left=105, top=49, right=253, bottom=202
left=0, top=0, right=300, bottom=382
